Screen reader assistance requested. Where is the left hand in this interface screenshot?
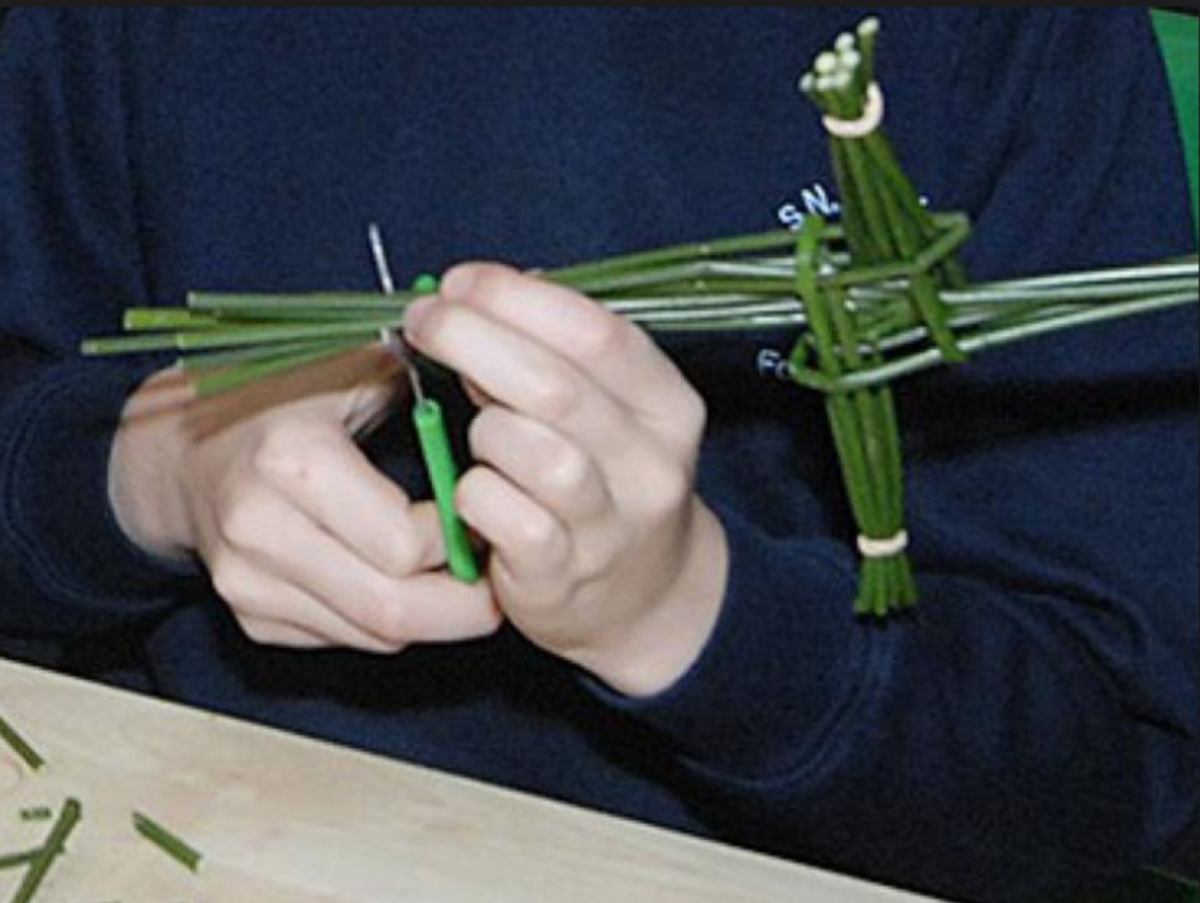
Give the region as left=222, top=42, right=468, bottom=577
left=404, top=265, right=729, bottom=697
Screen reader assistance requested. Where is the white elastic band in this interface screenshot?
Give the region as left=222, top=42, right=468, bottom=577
left=858, top=530, right=910, bottom=560
left=823, top=83, right=886, bottom=140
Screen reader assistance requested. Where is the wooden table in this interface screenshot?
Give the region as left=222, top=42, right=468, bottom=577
left=1, top=658, right=942, bottom=902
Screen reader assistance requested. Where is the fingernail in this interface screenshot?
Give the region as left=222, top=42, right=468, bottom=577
left=404, top=298, right=434, bottom=335
left=439, top=264, right=479, bottom=302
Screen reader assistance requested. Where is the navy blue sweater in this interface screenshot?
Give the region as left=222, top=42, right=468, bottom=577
left=1, top=9, right=1196, bottom=902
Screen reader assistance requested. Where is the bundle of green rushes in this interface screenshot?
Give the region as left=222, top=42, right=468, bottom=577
left=84, top=19, right=1200, bottom=618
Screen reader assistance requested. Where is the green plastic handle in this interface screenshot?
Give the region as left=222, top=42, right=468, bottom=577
left=412, top=399, right=481, bottom=584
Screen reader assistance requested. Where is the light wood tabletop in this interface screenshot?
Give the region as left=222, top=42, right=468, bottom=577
left=1, top=657, right=943, bottom=903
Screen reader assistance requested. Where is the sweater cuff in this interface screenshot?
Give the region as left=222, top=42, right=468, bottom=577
left=584, top=502, right=877, bottom=782
left=2, top=360, right=197, bottom=626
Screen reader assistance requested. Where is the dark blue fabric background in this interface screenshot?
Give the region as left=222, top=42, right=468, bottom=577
left=0, top=9, right=1196, bottom=902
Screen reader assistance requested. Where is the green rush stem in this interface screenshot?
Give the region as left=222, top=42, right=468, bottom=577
left=937, top=251, right=972, bottom=292
left=595, top=279, right=794, bottom=305
left=840, top=139, right=900, bottom=263
left=81, top=332, right=193, bottom=356
left=827, top=289, right=896, bottom=524
left=870, top=562, right=892, bottom=619
left=606, top=292, right=794, bottom=313
left=796, top=294, right=883, bottom=557
left=189, top=291, right=411, bottom=313
left=864, top=560, right=887, bottom=619
left=826, top=257, right=930, bottom=290
left=876, top=380, right=915, bottom=615
left=862, top=132, right=938, bottom=238
left=820, top=83, right=885, bottom=263
left=0, top=851, right=39, bottom=872
left=166, top=317, right=399, bottom=351
left=212, top=308, right=408, bottom=324
left=84, top=316, right=401, bottom=357
left=870, top=156, right=926, bottom=256
left=793, top=220, right=842, bottom=373
left=631, top=303, right=803, bottom=326
left=826, top=395, right=884, bottom=555
left=833, top=397, right=886, bottom=537
left=891, top=558, right=915, bottom=613
left=863, top=335, right=906, bottom=538
left=640, top=316, right=804, bottom=333
left=857, top=554, right=879, bottom=619
left=194, top=340, right=371, bottom=397
left=124, top=309, right=222, bottom=332
left=177, top=338, right=356, bottom=373
left=0, top=714, right=44, bottom=773
left=823, top=96, right=928, bottom=602
left=101, top=244, right=1191, bottom=363
left=909, top=272, right=967, bottom=364
left=667, top=277, right=797, bottom=296
left=876, top=380, right=906, bottom=529
left=566, top=264, right=790, bottom=298
left=858, top=148, right=965, bottom=363
left=857, top=20, right=879, bottom=89
left=873, top=213, right=973, bottom=291
left=820, top=291, right=1199, bottom=392
left=854, top=121, right=972, bottom=290
left=945, top=300, right=1082, bottom=328
left=547, top=230, right=803, bottom=286
left=943, top=278, right=1200, bottom=307
left=133, top=813, right=203, bottom=874
left=831, top=143, right=877, bottom=266
left=10, top=799, right=82, bottom=903
left=795, top=220, right=890, bottom=605
left=980, top=259, right=1198, bottom=292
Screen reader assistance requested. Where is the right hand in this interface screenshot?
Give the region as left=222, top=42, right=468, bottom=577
left=108, top=346, right=501, bottom=654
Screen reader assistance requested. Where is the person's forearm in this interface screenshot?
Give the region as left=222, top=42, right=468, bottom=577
left=586, top=519, right=1194, bottom=902
left=0, top=353, right=188, bottom=636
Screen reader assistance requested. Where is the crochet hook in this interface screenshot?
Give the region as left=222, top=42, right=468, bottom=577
left=368, top=225, right=481, bottom=584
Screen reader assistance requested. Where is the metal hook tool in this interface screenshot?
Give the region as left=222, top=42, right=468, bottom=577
left=369, top=224, right=480, bottom=585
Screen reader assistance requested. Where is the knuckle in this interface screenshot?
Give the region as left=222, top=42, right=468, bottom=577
left=383, top=525, right=428, bottom=576
left=208, top=556, right=254, bottom=610
left=469, top=266, right=519, bottom=304
left=358, top=593, right=413, bottom=646
left=635, top=458, right=691, bottom=520
left=255, top=431, right=344, bottom=490
left=250, top=425, right=311, bottom=478
left=527, top=373, right=582, bottom=422
left=515, top=508, right=563, bottom=552
left=573, top=314, right=626, bottom=366
left=218, top=493, right=271, bottom=550
left=573, top=534, right=618, bottom=583
left=543, top=445, right=591, bottom=497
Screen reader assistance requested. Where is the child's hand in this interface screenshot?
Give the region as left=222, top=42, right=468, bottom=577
left=405, top=265, right=730, bottom=697
left=109, top=348, right=500, bottom=653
